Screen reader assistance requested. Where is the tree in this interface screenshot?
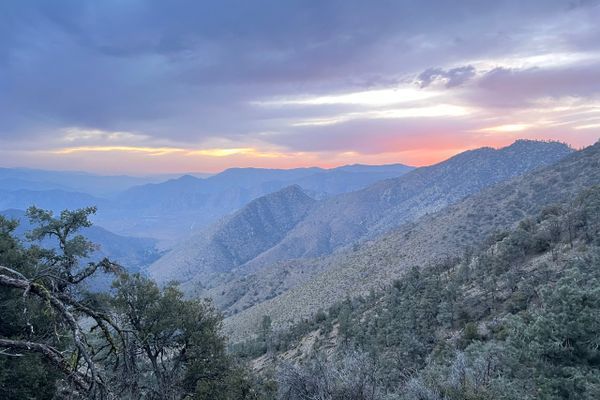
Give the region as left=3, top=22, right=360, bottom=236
left=0, top=215, right=60, bottom=399
left=1, top=207, right=259, bottom=399
left=259, top=315, right=273, bottom=354
left=575, top=186, right=600, bottom=244
left=0, top=207, right=123, bottom=399
left=511, top=262, right=600, bottom=399
left=111, top=273, right=240, bottom=399
left=278, top=350, right=380, bottom=400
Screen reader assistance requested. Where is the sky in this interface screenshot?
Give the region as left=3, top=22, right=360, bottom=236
left=1, top=0, right=599, bottom=174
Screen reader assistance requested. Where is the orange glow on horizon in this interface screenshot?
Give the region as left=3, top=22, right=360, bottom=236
left=3, top=133, right=594, bottom=175
left=0, top=132, right=600, bottom=176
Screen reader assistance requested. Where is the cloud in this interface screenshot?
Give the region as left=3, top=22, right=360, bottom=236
left=0, top=0, right=599, bottom=172
left=417, top=66, right=477, bottom=88
left=468, top=62, right=600, bottom=108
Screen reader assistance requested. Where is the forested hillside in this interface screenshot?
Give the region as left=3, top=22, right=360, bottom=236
left=234, top=185, right=600, bottom=399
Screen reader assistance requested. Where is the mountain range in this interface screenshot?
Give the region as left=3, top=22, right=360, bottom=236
left=148, top=140, right=574, bottom=308
left=3, top=139, right=593, bottom=331
left=236, top=140, right=573, bottom=269
left=0, top=167, right=172, bottom=196
left=223, top=140, right=600, bottom=339
left=100, top=163, right=413, bottom=244
left=0, top=163, right=414, bottom=247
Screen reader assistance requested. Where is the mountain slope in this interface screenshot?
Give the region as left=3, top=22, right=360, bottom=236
left=234, top=186, right=600, bottom=398
left=224, top=140, right=600, bottom=340
left=153, top=140, right=573, bottom=313
left=148, top=185, right=316, bottom=288
left=240, top=140, right=573, bottom=269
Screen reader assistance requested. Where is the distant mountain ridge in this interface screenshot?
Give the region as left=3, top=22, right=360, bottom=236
left=0, top=167, right=166, bottom=196
left=0, top=178, right=72, bottom=192
left=97, top=163, right=413, bottom=244
left=0, top=189, right=107, bottom=214
left=0, top=163, right=414, bottom=246
left=116, top=164, right=413, bottom=211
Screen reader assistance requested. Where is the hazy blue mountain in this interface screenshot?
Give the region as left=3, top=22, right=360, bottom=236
left=116, top=164, right=413, bottom=210
left=99, top=164, right=413, bottom=244
left=0, top=167, right=169, bottom=196
left=205, top=167, right=323, bottom=187
left=292, top=164, right=414, bottom=198
left=0, top=163, right=413, bottom=246
left=0, top=189, right=107, bottom=214
left=103, top=174, right=294, bottom=244
left=149, top=185, right=316, bottom=289
left=0, top=178, right=72, bottom=192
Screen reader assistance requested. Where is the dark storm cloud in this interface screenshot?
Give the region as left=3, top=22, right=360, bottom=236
left=0, top=0, right=599, bottom=152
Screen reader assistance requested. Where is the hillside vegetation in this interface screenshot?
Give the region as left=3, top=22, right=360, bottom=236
left=0, top=209, right=161, bottom=292
left=234, top=185, right=600, bottom=399
left=0, top=207, right=271, bottom=399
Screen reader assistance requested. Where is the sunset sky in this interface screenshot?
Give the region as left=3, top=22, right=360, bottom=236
left=1, top=0, right=599, bottom=174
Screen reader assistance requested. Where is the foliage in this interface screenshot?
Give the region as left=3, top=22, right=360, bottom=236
left=0, top=207, right=261, bottom=399
left=111, top=273, right=251, bottom=399
left=0, top=221, right=59, bottom=399
left=278, top=350, right=380, bottom=400
left=238, top=186, right=600, bottom=399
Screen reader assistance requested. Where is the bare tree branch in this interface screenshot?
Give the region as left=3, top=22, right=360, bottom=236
left=0, top=271, right=112, bottom=397
left=0, top=338, right=89, bottom=391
